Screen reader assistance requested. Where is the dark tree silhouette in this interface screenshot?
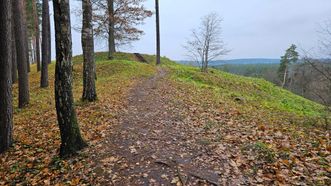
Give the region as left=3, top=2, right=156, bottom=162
left=82, top=0, right=97, bottom=101
left=53, top=0, right=87, bottom=157
left=0, top=0, right=13, bottom=154
left=13, top=0, right=30, bottom=108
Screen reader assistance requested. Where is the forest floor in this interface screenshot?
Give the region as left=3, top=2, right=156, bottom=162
left=0, top=53, right=330, bottom=185
left=86, top=67, right=247, bottom=185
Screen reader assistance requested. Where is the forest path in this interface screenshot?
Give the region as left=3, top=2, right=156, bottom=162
left=89, top=67, right=247, bottom=185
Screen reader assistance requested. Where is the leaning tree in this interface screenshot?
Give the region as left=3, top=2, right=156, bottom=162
left=278, top=44, right=299, bottom=88
left=53, top=0, right=87, bottom=157
left=0, top=0, right=13, bottom=154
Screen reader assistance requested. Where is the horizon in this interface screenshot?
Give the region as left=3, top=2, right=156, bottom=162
left=48, top=1, right=331, bottom=60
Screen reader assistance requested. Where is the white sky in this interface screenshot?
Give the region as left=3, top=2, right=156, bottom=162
left=49, top=0, right=331, bottom=60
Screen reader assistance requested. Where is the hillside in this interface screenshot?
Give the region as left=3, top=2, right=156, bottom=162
left=0, top=52, right=330, bottom=185
left=178, top=58, right=280, bottom=66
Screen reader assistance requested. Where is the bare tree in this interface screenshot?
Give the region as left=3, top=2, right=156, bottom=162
left=184, top=13, right=229, bottom=72
left=88, top=0, right=152, bottom=51
left=298, top=21, right=331, bottom=131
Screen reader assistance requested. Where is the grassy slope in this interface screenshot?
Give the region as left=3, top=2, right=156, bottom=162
left=163, top=60, right=327, bottom=126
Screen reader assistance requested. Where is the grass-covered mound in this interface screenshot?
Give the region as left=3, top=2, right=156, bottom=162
left=163, top=61, right=327, bottom=127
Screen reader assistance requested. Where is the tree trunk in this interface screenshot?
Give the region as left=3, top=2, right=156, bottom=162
left=41, top=0, right=50, bottom=88
left=32, top=0, right=41, bottom=71
left=13, top=0, right=30, bottom=108
left=155, top=0, right=161, bottom=65
left=282, top=66, right=288, bottom=88
left=203, top=46, right=209, bottom=73
left=11, top=5, right=17, bottom=84
left=82, top=0, right=97, bottom=102
left=0, top=0, right=13, bottom=154
left=22, top=0, right=30, bottom=73
left=53, top=0, right=87, bottom=158
left=48, top=7, right=51, bottom=65
left=107, top=0, right=116, bottom=59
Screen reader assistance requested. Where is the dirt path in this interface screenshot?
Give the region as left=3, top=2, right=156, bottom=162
left=90, top=67, right=247, bottom=185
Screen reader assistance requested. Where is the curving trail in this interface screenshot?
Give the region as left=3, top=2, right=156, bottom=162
left=89, top=67, right=247, bottom=185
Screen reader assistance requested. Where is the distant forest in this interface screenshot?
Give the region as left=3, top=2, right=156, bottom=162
left=211, top=61, right=331, bottom=106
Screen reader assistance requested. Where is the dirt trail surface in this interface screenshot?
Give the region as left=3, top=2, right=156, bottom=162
left=88, top=68, right=248, bottom=185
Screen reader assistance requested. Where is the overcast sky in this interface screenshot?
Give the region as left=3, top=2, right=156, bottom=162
left=49, top=0, right=331, bottom=60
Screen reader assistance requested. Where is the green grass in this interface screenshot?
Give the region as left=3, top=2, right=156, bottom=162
left=161, top=60, right=326, bottom=121
left=49, top=51, right=328, bottom=125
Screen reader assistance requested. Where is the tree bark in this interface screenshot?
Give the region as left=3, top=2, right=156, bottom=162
left=155, top=0, right=161, bottom=65
left=107, top=0, right=116, bottom=59
left=41, top=0, right=50, bottom=88
left=32, top=0, right=41, bottom=71
left=0, top=0, right=13, bottom=154
left=82, top=0, right=97, bottom=102
left=48, top=5, right=51, bottom=65
left=11, top=4, right=18, bottom=84
left=22, top=0, right=30, bottom=73
left=13, top=0, right=30, bottom=108
left=53, top=0, right=87, bottom=158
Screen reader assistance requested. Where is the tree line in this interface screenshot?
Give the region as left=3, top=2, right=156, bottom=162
left=0, top=0, right=161, bottom=157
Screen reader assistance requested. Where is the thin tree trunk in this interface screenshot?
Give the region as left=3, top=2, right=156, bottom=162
left=53, top=0, right=87, bottom=157
left=41, top=0, right=50, bottom=88
left=282, top=66, right=288, bottom=88
left=107, top=0, right=116, bottom=59
left=48, top=8, right=51, bottom=64
left=82, top=0, right=97, bottom=102
left=155, top=0, right=161, bottom=65
left=0, top=0, right=13, bottom=154
left=32, top=0, right=41, bottom=71
left=13, top=0, right=30, bottom=108
left=11, top=6, right=18, bottom=84
left=32, top=36, right=37, bottom=64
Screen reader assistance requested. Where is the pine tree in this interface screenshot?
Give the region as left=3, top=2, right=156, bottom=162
left=40, top=0, right=50, bottom=88
left=13, top=0, right=30, bottom=108
left=53, top=0, right=87, bottom=157
left=278, top=44, right=299, bottom=88
left=82, top=0, right=97, bottom=101
left=0, top=0, right=13, bottom=154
